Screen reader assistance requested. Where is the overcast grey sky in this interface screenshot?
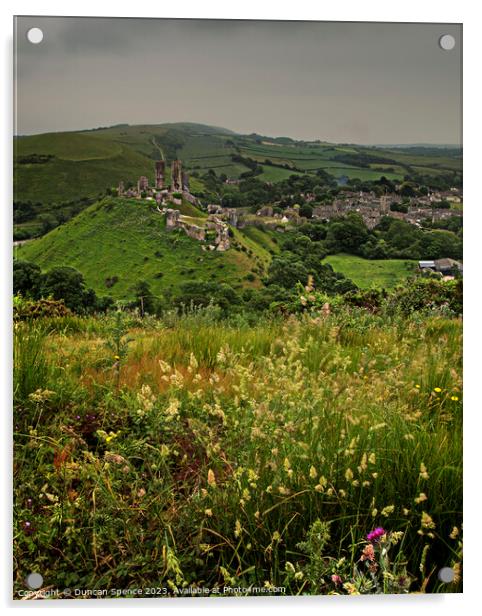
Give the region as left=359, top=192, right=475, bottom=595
left=14, top=17, right=462, bottom=144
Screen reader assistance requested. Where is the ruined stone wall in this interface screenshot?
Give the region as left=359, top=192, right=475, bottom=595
left=155, top=161, right=165, bottom=189
left=137, top=176, right=149, bottom=192
left=165, top=209, right=181, bottom=230
left=171, top=160, right=183, bottom=193
left=183, top=192, right=200, bottom=206
left=182, top=223, right=206, bottom=241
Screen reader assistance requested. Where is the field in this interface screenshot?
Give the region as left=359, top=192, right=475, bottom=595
left=324, top=254, right=417, bottom=289
left=14, top=125, right=462, bottom=204
left=13, top=308, right=462, bottom=596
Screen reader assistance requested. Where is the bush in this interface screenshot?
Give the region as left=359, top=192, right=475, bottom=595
left=385, top=278, right=462, bottom=316
left=13, top=296, right=72, bottom=321
left=105, top=276, right=119, bottom=288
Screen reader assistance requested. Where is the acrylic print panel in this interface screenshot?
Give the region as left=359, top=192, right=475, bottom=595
left=13, top=16, right=462, bottom=599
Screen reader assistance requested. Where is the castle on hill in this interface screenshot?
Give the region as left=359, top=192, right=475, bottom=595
left=117, top=159, right=195, bottom=206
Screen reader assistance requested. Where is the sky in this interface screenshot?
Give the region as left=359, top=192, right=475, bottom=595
left=14, top=17, right=462, bottom=145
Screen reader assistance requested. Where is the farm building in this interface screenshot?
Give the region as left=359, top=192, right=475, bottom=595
left=418, top=258, right=462, bottom=276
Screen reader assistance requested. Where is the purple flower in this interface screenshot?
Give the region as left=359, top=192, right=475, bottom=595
left=22, top=520, right=34, bottom=535
left=366, top=527, right=386, bottom=542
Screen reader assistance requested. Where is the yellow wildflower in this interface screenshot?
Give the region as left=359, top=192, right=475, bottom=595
left=309, top=465, right=317, bottom=479
left=434, top=387, right=442, bottom=393
left=343, top=582, right=360, bottom=595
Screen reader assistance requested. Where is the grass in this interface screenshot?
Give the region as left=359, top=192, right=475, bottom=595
left=324, top=254, right=417, bottom=289
left=14, top=144, right=155, bottom=203
left=13, top=308, right=462, bottom=596
left=14, top=123, right=461, bottom=222
left=257, top=166, right=305, bottom=182
left=16, top=197, right=272, bottom=299
left=14, top=132, right=123, bottom=161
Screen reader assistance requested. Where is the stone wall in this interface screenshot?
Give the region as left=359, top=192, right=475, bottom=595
left=165, top=209, right=181, bottom=230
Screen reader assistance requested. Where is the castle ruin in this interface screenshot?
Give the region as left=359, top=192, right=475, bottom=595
left=117, top=159, right=199, bottom=206
left=171, top=160, right=183, bottom=193
left=155, top=161, right=165, bottom=189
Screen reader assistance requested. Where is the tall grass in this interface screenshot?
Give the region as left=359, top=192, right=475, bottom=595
left=13, top=322, right=51, bottom=403
left=13, top=311, right=462, bottom=597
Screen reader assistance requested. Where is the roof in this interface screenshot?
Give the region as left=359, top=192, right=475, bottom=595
left=434, top=258, right=463, bottom=271
left=419, top=260, right=435, bottom=268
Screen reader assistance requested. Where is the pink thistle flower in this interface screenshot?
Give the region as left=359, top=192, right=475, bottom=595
left=366, top=527, right=385, bottom=542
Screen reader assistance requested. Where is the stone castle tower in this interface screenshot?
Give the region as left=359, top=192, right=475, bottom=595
left=155, top=161, right=165, bottom=189
left=137, top=176, right=149, bottom=193
left=171, top=160, right=183, bottom=193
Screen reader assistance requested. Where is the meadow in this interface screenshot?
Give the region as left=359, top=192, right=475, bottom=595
left=323, top=254, right=417, bottom=289
left=13, top=305, right=462, bottom=597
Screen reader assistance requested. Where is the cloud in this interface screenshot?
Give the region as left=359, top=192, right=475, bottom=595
left=14, top=17, right=462, bottom=144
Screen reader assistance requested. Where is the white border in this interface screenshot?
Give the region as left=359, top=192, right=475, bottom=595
left=1, top=1, right=479, bottom=614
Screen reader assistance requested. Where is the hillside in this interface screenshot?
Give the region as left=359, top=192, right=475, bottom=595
left=14, top=122, right=462, bottom=240
left=15, top=197, right=273, bottom=300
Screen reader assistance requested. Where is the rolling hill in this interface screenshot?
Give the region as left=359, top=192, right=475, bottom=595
left=14, top=122, right=462, bottom=240
left=15, top=197, right=275, bottom=301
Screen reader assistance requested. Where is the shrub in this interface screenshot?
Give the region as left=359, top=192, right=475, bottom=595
left=105, top=275, right=119, bottom=288
left=13, top=296, right=72, bottom=321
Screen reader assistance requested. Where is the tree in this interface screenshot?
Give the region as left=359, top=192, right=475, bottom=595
left=172, top=281, right=240, bottom=314
left=40, top=266, right=87, bottom=311
left=267, top=256, right=310, bottom=289
left=131, top=280, right=156, bottom=316
left=382, top=219, right=421, bottom=251
left=299, top=204, right=313, bottom=219
left=13, top=260, right=41, bottom=298
left=418, top=230, right=462, bottom=260
left=325, top=215, right=370, bottom=255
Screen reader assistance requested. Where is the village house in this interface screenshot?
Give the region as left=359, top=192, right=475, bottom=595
left=418, top=258, right=463, bottom=277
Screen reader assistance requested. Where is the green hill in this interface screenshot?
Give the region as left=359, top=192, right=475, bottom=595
left=15, top=197, right=272, bottom=300
left=14, top=121, right=462, bottom=240
left=14, top=124, right=463, bottom=207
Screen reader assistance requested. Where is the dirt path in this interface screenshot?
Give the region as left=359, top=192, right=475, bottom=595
left=151, top=137, right=165, bottom=161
